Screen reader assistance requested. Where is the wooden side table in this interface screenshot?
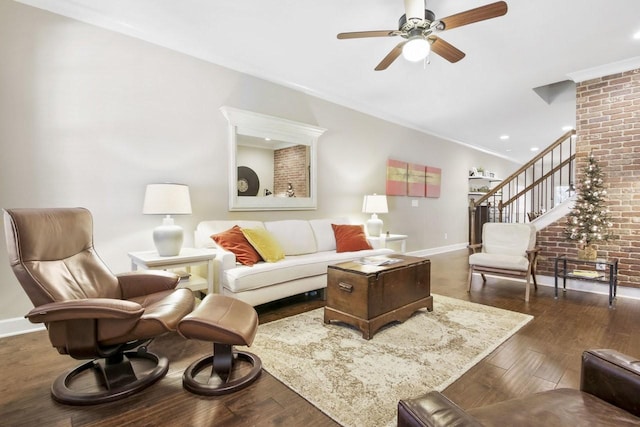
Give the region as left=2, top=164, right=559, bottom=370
left=367, top=233, right=408, bottom=253
left=128, top=248, right=217, bottom=294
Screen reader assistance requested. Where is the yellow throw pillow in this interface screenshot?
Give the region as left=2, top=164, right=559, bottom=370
left=241, top=228, right=286, bottom=262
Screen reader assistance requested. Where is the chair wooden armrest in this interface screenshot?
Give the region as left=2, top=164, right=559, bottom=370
left=526, top=247, right=540, bottom=262
left=467, top=243, right=483, bottom=254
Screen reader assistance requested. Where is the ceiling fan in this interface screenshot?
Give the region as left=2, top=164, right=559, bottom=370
left=337, top=0, right=508, bottom=70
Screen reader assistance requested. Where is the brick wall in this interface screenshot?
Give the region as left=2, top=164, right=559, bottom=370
left=537, top=68, right=640, bottom=288
left=274, top=145, right=309, bottom=197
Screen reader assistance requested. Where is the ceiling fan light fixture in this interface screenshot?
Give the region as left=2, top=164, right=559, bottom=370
left=402, top=37, right=430, bottom=62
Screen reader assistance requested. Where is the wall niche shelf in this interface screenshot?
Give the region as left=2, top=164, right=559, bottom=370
left=468, top=176, right=502, bottom=197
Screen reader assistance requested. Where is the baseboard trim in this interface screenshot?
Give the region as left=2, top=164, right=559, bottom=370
left=473, top=273, right=640, bottom=301
left=536, top=275, right=640, bottom=300
left=408, top=242, right=468, bottom=257
left=0, top=317, right=45, bottom=339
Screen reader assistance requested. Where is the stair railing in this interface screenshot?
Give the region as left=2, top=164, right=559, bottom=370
left=469, top=130, right=576, bottom=244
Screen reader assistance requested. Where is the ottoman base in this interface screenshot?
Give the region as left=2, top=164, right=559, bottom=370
left=183, top=343, right=262, bottom=395
left=178, top=294, right=262, bottom=395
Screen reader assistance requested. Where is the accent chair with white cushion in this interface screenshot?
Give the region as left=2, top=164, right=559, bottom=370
left=468, top=222, right=539, bottom=302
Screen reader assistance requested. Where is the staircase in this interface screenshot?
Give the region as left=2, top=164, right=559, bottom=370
left=469, top=130, right=576, bottom=244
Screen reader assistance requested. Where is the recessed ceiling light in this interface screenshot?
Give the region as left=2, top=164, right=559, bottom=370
left=500, top=135, right=509, bottom=140
left=265, top=137, right=271, bottom=141
left=562, top=125, right=573, bottom=131
left=530, top=147, right=539, bottom=152
left=634, top=30, right=640, bottom=40
left=505, top=148, right=512, bottom=152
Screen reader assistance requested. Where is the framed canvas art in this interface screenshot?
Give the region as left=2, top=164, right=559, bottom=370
left=407, top=163, right=426, bottom=197
left=386, top=159, right=407, bottom=196
left=425, top=166, right=442, bottom=198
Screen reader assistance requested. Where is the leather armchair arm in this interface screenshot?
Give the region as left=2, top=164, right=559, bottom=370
left=398, top=391, right=482, bottom=427
left=581, top=349, right=640, bottom=417
left=117, top=270, right=180, bottom=299
left=26, top=298, right=144, bottom=323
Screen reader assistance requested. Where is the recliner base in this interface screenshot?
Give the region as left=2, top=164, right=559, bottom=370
left=51, top=349, right=169, bottom=405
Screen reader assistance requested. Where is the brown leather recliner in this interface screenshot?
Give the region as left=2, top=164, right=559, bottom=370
left=398, top=349, right=640, bottom=426
left=4, top=208, right=195, bottom=405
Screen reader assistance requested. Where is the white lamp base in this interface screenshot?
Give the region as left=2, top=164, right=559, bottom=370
left=153, top=216, right=184, bottom=256
left=366, top=213, right=383, bottom=237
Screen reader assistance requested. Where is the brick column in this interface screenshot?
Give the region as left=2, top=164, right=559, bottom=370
left=536, top=68, right=640, bottom=289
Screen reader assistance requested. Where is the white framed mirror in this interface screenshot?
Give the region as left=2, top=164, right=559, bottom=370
left=221, top=106, right=326, bottom=211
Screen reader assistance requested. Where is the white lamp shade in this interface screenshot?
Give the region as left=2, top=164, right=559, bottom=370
left=402, top=37, right=430, bottom=62
left=143, top=183, right=192, bottom=215
left=362, top=194, right=388, bottom=214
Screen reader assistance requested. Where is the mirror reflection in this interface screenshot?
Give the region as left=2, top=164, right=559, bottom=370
left=236, top=135, right=310, bottom=198
left=221, top=106, right=326, bottom=211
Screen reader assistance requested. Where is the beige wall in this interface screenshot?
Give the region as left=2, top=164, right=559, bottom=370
left=0, top=1, right=517, bottom=322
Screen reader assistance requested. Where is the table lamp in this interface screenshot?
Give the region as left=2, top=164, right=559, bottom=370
left=143, top=183, right=192, bottom=256
left=362, top=194, right=388, bottom=237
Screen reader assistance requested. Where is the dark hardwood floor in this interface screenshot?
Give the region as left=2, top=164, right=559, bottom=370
left=2, top=249, right=639, bottom=426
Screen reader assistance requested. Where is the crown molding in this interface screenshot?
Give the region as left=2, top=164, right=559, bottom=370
left=567, top=56, right=640, bottom=83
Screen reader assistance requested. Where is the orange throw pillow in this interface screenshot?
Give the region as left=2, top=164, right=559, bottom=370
left=331, top=224, right=372, bottom=253
left=212, top=225, right=262, bottom=266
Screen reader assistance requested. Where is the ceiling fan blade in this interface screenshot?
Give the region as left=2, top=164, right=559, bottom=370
left=439, top=1, right=508, bottom=31
left=404, top=0, right=425, bottom=20
left=375, top=41, right=407, bottom=71
left=429, top=36, right=465, bottom=63
left=337, top=30, right=399, bottom=39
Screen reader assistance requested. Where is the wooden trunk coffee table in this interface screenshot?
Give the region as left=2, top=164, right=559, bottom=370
left=324, top=254, right=432, bottom=339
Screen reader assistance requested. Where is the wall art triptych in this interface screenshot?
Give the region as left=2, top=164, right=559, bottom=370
left=386, top=159, right=441, bottom=198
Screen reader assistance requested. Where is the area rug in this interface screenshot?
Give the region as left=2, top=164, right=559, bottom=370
left=244, top=294, right=533, bottom=427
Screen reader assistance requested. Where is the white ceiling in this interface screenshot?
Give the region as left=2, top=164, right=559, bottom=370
left=16, top=0, right=640, bottom=163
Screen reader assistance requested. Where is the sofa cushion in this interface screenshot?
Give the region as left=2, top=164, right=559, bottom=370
left=469, top=252, right=529, bottom=271
left=332, top=224, right=372, bottom=253
left=309, top=218, right=349, bottom=252
left=223, top=248, right=394, bottom=293
left=212, top=225, right=262, bottom=266
left=242, top=228, right=286, bottom=263
left=263, top=220, right=316, bottom=255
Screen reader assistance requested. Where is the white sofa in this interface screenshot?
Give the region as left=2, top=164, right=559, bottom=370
left=194, top=218, right=394, bottom=306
